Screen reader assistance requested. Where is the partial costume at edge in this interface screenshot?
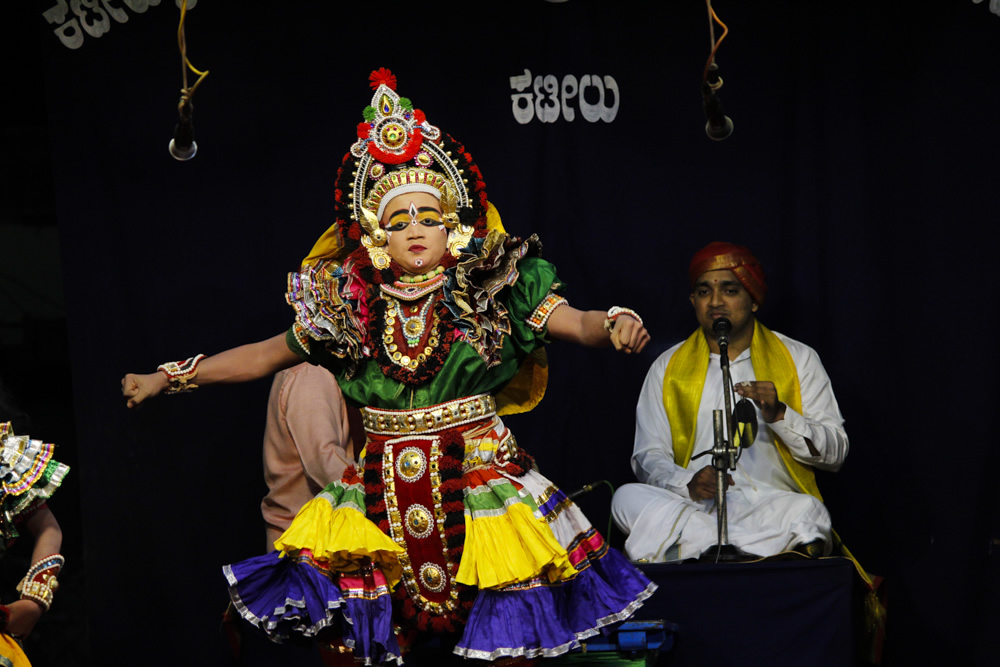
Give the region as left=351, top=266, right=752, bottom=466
left=223, top=70, right=655, bottom=664
left=0, top=423, right=69, bottom=667
left=612, top=243, right=848, bottom=561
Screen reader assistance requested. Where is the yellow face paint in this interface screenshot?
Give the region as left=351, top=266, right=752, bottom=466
left=384, top=202, right=443, bottom=232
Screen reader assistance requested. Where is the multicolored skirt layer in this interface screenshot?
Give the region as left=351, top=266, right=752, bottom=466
left=0, top=422, right=70, bottom=544
left=224, top=396, right=655, bottom=664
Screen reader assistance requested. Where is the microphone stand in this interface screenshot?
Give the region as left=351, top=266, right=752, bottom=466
left=694, top=329, right=755, bottom=563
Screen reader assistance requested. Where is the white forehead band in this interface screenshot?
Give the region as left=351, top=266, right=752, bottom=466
left=375, top=183, right=442, bottom=220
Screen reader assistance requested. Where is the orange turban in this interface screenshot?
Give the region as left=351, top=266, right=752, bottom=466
left=688, top=241, right=767, bottom=305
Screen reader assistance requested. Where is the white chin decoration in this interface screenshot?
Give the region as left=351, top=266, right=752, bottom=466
left=415, top=259, right=424, bottom=267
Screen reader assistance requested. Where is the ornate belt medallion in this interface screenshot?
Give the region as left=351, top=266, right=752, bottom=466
left=382, top=437, right=460, bottom=615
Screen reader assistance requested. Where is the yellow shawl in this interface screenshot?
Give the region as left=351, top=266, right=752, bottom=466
left=661, top=320, right=822, bottom=500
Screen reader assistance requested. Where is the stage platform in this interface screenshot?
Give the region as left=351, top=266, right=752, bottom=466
left=620, top=556, right=857, bottom=666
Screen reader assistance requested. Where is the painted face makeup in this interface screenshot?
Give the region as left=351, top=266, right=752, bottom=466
left=384, top=202, right=445, bottom=232
left=381, top=192, right=448, bottom=274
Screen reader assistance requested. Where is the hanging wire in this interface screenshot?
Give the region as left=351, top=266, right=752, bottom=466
left=177, top=0, right=208, bottom=110
left=702, top=1, right=729, bottom=88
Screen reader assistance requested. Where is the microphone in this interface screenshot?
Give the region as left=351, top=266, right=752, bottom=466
left=565, top=480, right=606, bottom=501
left=169, top=100, right=198, bottom=161
left=712, top=317, right=732, bottom=351
left=733, top=397, right=757, bottom=448
left=703, top=63, right=734, bottom=141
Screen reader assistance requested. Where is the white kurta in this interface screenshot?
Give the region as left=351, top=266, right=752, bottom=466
left=611, top=329, right=848, bottom=561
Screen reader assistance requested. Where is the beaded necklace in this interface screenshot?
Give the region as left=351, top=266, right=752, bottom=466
left=380, top=270, right=446, bottom=301
left=373, top=265, right=455, bottom=384
left=394, top=296, right=436, bottom=347
left=378, top=290, right=447, bottom=378
left=398, top=265, right=445, bottom=284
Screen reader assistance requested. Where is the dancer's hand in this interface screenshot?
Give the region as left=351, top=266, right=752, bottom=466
left=610, top=315, right=650, bottom=354
left=5, top=599, right=43, bottom=636
left=121, top=372, right=168, bottom=408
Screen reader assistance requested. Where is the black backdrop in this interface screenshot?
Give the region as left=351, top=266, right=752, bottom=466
left=19, top=0, right=1000, bottom=664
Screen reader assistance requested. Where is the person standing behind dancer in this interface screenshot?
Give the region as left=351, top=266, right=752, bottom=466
left=261, top=363, right=359, bottom=551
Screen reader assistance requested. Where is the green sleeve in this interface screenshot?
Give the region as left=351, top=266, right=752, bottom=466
left=502, top=256, right=564, bottom=348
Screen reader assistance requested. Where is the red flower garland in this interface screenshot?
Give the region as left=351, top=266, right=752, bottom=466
left=362, top=441, right=390, bottom=535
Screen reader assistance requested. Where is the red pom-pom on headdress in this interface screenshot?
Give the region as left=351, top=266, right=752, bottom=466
left=369, top=68, right=397, bottom=91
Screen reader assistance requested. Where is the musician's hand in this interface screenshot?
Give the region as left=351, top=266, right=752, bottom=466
left=734, top=380, right=786, bottom=423
left=687, top=465, right=733, bottom=501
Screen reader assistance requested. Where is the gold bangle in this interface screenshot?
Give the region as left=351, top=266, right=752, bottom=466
left=604, top=306, right=643, bottom=332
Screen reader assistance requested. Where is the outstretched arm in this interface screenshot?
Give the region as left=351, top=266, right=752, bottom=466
left=4, top=507, right=64, bottom=637
left=546, top=305, right=649, bottom=354
left=25, top=506, right=62, bottom=564
left=122, top=332, right=300, bottom=408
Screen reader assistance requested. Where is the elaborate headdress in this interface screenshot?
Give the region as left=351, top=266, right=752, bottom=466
left=689, top=241, right=767, bottom=305
left=302, top=68, right=493, bottom=279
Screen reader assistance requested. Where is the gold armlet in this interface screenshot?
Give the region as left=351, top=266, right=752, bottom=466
left=17, top=553, right=64, bottom=612
left=527, top=294, right=568, bottom=333
left=156, top=353, right=206, bottom=394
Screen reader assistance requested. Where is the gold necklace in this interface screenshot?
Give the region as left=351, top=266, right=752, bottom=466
left=382, top=294, right=440, bottom=372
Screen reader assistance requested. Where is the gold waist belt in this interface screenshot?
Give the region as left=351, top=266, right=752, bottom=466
left=362, top=394, right=497, bottom=436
